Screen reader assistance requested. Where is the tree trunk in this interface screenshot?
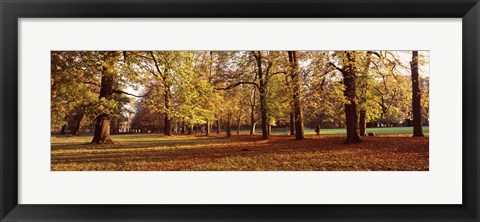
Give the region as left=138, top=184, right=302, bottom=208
left=163, top=77, right=172, bottom=136
left=236, top=115, right=241, bottom=135
left=250, top=88, right=257, bottom=135
left=92, top=114, right=112, bottom=144
left=250, top=122, right=256, bottom=135
left=205, top=120, right=210, bottom=136
left=288, top=51, right=304, bottom=140
left=226, top=114, right=232, bottom=137
left=92, top=52, right=115, bottom=144
left=216, top=119, right=221, bottom=134
left=255, top=52, right=269, bottom=139
left=289, top=112, right=295, bottom=136
left=249, top=90, right=256, bottom=135
left=173, top=123, right=178, bottom=134
left=72, top=114, right=84, bottom=136
left=342, top=52, right=362, bottom=144
left=411, top=51, right=424, bottom=137
left=358, top=51, right=372, bottom=137
left=188, top=125, right=193, bottom=134
left=60, top=124, right=67, bottom=135
left=359, top=109, right=366, bottom=136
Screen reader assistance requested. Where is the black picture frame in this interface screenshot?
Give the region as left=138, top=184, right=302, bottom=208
left=1, top=0, right=479, bottom=221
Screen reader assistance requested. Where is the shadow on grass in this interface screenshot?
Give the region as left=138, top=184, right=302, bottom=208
left=51, top=134, right=429, bottom=171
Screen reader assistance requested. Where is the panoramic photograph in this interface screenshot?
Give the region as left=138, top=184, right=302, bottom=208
left=51, top=51, right=429, bottom=171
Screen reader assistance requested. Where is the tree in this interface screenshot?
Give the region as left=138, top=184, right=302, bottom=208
left=356, top=51, right=378, bottom=136
left=288, top=51, right=304, bottom=139
left=149, top=51, right=174, bottom=136
left=215, top=51, right=284, bottom=139
left=252, top=51, right=270, bottom=139
left=90, top=51, right=145, bottom=143
left=411, top=51, right=424, bottom=137
left=285, top=75, right=295, bottom=136
left=330, top=52, right=362, bottom=143
left=51, top=51, right=99, bottom=134
left=248, top=87, right=258, bottom=135
left=91, top=52, right=117, bottom=144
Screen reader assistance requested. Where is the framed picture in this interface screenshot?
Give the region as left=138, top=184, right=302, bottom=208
left=1, top=0, right=479, bottom=221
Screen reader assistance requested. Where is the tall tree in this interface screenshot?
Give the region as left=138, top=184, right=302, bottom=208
left=248, top=87, right=257, bottom=135
left=411, top=51, right=424, bottom=137
left=149, top=52, right=173, bottom=136
left=91, top=52, right=117, bottom=144
left=285, top=75, right=295, bottom=136
left=288, top=51, right=304, bottom=140
left=252, top=51, right=270, bottom=139
left=330, top=52, right=362, bottom=143
left=357, top=51, right=375, bottom=136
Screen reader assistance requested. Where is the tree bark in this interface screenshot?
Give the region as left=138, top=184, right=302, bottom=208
left=188, top=125, right=193, bottom=134
left=226, top=114, right=232, bottom=137
left=359, top=109, right=366, bottom=136
left=358, top=51, right=372, bottom=137
left=249, top=89, right=256, bottom=135
left=205, top=120, right=210, bottom=136
left=289, top=112, right=295, bottom=136
left=216, top=118, right=221, bottom=134
left=288, top=51, right=304, bottom=140
left=92, top=52, right=115, bottom=144
left=182, top=120, right=186, bottom=134
left=236, top=115, right=242, bottom=135
left=250, top=122, right=256, bottom=135
left=163, top=75, right=172, bottom=136
left=254, top=52, right=269, bottom=139
left=342, top=52, right=362, bottom=144
left=60, top=124, right=67, bottom=135
left=71, top=114, right=84, bottom=136
left=411, top=51, right=424, bottom=137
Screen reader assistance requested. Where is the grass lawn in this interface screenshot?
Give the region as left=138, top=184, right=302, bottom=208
left=262, top=126, right=430, bottom=135
left=51, top=130, right=429, bottom=171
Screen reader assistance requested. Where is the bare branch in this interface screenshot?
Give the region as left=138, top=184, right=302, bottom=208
left=328, top=62, right=344, bottom=73
left=367, top=51, right=382, bottom=58
left=215, top=81, right=259, bottom=90
left=113, top=89, right=150, bottom=98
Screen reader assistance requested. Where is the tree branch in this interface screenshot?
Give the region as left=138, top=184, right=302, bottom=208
left=215, top=81, right=259, bottom=90
left=149, top=51, right=162, bottom=78
left=113, top=89, right=150, bottom=98
left=328, top=62, right=344, bottom=73
left=267, top=71, right=286, bottom=80
left=367, top=51, right=382, bottom=58
left=83, top=81, right=100, bottom=87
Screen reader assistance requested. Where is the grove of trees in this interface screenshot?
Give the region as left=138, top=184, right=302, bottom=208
left=51, top=51, right=429, bottom=144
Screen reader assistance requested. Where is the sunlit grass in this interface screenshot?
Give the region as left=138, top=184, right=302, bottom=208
left=255, top=126, right=430, bottom=135
left=51, top=132, right=429, bottom=171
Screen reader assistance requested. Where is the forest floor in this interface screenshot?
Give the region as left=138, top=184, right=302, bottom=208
left=51, top=131, right=429, bottom=171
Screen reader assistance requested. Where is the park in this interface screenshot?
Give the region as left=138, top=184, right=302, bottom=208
left=51, top=51, right=429, bottom=171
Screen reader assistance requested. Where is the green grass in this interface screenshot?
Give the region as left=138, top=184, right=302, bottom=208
left=51, top=133, right=228, bottom=147
left=245, top=126, right=429, bottom=135
left=52, top=127, right=430, bottom=145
